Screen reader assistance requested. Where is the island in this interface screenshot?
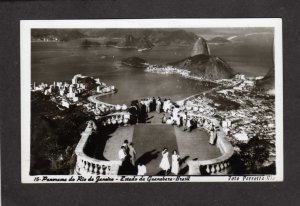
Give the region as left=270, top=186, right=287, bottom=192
left=121, top=57, right=149, bottom=68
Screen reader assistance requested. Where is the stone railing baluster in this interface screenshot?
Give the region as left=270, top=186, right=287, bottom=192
left=215, top=164, right=220, bottom=172
left=75, top=121, right=122, bottom=175
left=211, top=165, right=216, bottom=173
left=206, top=165, right=210, bottom=174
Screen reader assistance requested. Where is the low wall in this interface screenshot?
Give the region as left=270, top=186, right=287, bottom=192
left=187, top=129, right=234, bottom=175
left=74, top=122, right=122, bottom=175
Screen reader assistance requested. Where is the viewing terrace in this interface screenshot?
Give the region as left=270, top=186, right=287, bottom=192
left=75, top=110, right=234, bottom=176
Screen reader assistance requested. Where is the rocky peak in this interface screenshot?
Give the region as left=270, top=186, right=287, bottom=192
left=191, top=37, right=210, bottom=56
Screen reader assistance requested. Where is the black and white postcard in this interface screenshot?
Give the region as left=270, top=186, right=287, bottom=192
left=21, top=19, right=283, bottom=183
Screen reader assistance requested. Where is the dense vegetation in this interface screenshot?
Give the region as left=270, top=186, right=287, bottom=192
left=30, top=92, right=92, bottom=175
left=231, top=136, right=275, bottom=174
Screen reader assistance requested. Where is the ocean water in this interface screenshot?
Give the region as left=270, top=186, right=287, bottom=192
left=31, top=39, right=273, bottom=104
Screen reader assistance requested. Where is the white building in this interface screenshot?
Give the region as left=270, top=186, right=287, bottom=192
left=235, top=74, right=246, bottom=80
left=72, top=74, right=83, bottom=84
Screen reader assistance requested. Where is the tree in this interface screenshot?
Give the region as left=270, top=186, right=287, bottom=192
left=237, top=136, right=274, bottom=174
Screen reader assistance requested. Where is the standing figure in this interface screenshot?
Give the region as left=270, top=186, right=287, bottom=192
left=163, top=99, right=168, bottom=113
left=162, top=114, right=167, bottom=123
left=123, top=139, right=129, bottom=154
left=171, top=150, right=180, bottom=175
left=159, top=148, right=170, bottom=175
left=186, top=117, right=192, bottom=132
left=118, top=146, right=127, bottom=161
left=137, top=163, right=147, bottom=175
left=175, top=115, right=181, bottom=127
left=182, top=112, right=188, bottom=131
left=129, top=142, right=137, bottom=166
left=209, top=125, right=216, bottom=145
left=156, top=99, right=161, bottom=113
left=140, top=102, right=147, bottom=123
left=145, top=98, right=151, bottom=113
left=151, top=97, right=156, bottom=112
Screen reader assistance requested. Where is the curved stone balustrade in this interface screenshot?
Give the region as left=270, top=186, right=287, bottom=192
left=187, top=129, right=234, bottom=175
left=98, top=112, right=131, bottom=126
left=75, top=122, right=122, bottom=175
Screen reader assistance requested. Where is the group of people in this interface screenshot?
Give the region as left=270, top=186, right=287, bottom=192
left=129, top=97, right=175, bottom=124
left=161, top=110, right=197, bottom=132
left=118, top=140, right=147, bottom=175
left=159, top=148, right=180, bottom=175
left=118, top=140, right=136, bottom=165
left=161, top=105, right=219, bottom=145
left=118, top=140, right=181, bottom=175
left=139, top=97, right=174, bottom=114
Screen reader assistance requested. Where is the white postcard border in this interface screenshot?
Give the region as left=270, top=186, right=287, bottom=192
left=21, top=18, right=283, bottom=183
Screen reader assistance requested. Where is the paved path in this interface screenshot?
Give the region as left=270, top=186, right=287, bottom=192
left=103, top=126, right=135, bottom=160
left=133, top=124, right=178, bottom=175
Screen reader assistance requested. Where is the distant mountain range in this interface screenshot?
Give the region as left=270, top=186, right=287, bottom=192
left=32, top=29, right=198, bottom=46
left=31, top=29, right=85, bottom=41
left=81, top=29, right=198, bottom=46
left=117, top=35, right=153, bottom=50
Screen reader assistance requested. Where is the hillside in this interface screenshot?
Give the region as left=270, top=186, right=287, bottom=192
left=30, top=92, right=92, bottom=175
left=81, top=29, right=198, bottom=45
left=32, top=28, right=199, bottom=46
left=150, top=29, right=198, bottom=45
left=256, top=67, right=275, bottom=93
left=208, top=37, right=231, bottom=44
left=170, top=54, right=235, bottom=80
left=191, top=37, right=210, bottom=56
left=117, top=35, right=153, bottom=49
left=32, top=29, right=86, bottom=41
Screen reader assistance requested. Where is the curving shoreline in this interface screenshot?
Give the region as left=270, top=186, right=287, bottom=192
left=88, top=91, right=117, bottom=107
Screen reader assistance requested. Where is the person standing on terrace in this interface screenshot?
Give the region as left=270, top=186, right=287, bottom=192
left=123, top=139, right=129, bottom=154
left=129, top=142, right=137, bottom=166
left=209, top=125, right=216, bottom=145
left=171, top=150, right=180, bottom=175
left=137, top=163, right=147, bottom=175
left=118, top=146, right=127, bottom=161
left=145, top=98, right=151, bottom=113
left=156, top=98, right=162, bottom=113
left=159, top=148, right=170, bottom=175
left=182, top=112, right=188, bottom=131
left=186, top=117, right=192, bottom=132
left=151, top=97, right=156, bottom=112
